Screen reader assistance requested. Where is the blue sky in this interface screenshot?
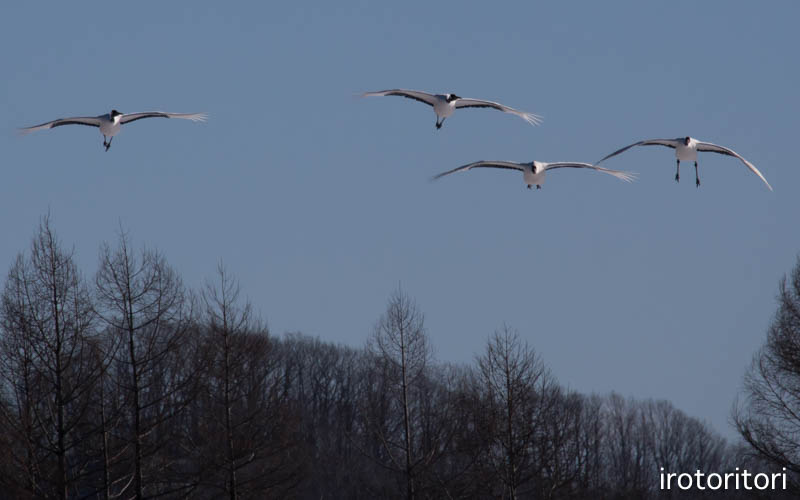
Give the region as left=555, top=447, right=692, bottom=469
left=2, top=1, right=799, bottom=438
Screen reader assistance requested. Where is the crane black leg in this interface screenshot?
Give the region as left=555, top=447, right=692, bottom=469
left=675, top=159, right=680, bottom=182
left=695, top=161, right=700, bottom=187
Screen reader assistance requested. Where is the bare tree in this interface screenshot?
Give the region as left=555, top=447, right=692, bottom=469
left=94, top=230, right=196, bottom=499
left=474, top=324, right=557, bottom=499
left=190, top=262, right=302, bottom=499
left=534, top=389, right=586, bottom=500
left=84, top=334, right=123, bottom=500
left=0, top=257, right=42, bottom=499
left=734, top=255, right=800, bottom=490
left=645, top=399, right=726, bottom=476
left=362, top=288, right=439, bottom=500
left=201, top=263, right=252, bottom=499
left=277, top=332, right=368, bottom=499
left=0, top=216, right=100, bottom=499
left=572, top=394, right=606, bottom=497
left=603, top=393, right=652, bottom=498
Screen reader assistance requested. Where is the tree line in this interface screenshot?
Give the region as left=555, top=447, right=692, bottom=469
left=0, top=217, right=797, bottom=499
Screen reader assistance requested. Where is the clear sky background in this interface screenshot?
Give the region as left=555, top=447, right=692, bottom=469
left=2, top=1, right=798, bottom=439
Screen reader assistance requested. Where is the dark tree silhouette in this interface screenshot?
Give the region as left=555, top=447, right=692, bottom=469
left=361, top=288, right=452, bottom=500
left=734, top=255, right=800, bottom=490
left=94, top=231, right=197, bottom=499
left=604, top=393, right=653, bottom=498
left=474, top=325, right=557, bottom=500
left=277, top=332, right=368, bottom=499
left=189, top=262, right=303, bottom=499
left=0, top=217, right=785, bottom=499
left=0, top=216, right=100, bottom=499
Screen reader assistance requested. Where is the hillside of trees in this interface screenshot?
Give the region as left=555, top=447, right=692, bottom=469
left=0, top=217, right=796, bottom=499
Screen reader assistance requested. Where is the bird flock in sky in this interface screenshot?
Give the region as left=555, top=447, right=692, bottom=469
left=19, top=89, right=772, bottom=191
